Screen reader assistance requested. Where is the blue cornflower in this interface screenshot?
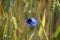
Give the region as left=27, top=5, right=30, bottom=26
left=25, top=17, right=38, bottom=26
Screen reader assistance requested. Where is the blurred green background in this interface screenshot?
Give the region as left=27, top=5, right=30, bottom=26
left=0, top=0, right=60, bottom=40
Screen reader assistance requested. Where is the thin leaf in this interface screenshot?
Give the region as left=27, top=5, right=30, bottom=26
left=38, top=13, right=45, bottom=37
left=54, top=25, right=60, bottom=38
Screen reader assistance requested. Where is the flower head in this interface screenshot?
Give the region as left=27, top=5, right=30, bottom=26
left=25, top=17, right=38, bottom=26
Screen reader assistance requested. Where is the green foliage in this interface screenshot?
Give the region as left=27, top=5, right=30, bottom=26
left=2, top=0, right=11, bottom=13
left=54, top=25, right=60, bottom=38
